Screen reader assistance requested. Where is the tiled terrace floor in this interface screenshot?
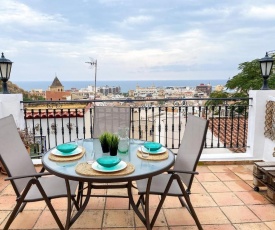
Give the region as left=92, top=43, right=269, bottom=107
left=1, top=164, right=275, bottom=229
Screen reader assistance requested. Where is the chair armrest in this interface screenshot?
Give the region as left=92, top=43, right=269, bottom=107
left=167, top=169, right=199, bottom=175
left=5, top=172, right=51, bottom=181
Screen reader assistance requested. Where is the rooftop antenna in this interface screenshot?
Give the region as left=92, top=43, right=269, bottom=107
left=85, top=58, right=97, bottom=100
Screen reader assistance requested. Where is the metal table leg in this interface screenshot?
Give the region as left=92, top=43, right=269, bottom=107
left=127, top=178, right=152, bottom=230
left=65, top=180, right=92, bottom=229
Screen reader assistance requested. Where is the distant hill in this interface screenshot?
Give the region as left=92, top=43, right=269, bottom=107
left=0, top=81, right=26, bottom=94
left=0, top=81, right=43, bottom=101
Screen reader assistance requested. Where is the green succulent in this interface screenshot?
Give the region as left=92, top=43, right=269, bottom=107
left=99, top=132, right=112, bottom=149
left=109, top=134, right=119, bottom=149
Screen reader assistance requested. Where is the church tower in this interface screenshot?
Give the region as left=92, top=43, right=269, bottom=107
left=49, top=76, right=64, bottom=92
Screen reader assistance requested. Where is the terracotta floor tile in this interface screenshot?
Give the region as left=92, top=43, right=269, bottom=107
left=196, top=166, right=212, bottom=173
left=135, top=227, right=168, bottom=230
left=106, top=187, right=128, bottom=196
left=196, top=207, right=230, bottom=224
left=103, top=210, right=134, bottom=228
left=234, top=222, right=270, bottom=230
left=221, top=206, right=260, bottom=223
left=208, top=165, right=232, bottom=173
left=190, top=193, right=217, bottom=207
left=215, top=172, right=241, bottom=181
left=130, top=194, right=160, bottom=209
left=1, top=184, right=15, bottom=195
left=235, top=191, right=270, bottom=205
left=45, top=197, right=68, bottom=210
left=90, top=187, right=107, bottom=195
left=201, top=181, right=230, bottom=193
left=248, top=204, right=275, bottom=221
left=264, top=221, right=275, bottom=229
left=103, top=228, right=135, bottom=230
left=2, top=210, right=42, bottom=229
left=243, top=164, right=254, bottom=171
left=72, top=210, right=104, bottom=229
left=162, top=196, right=182, bottom=208
left=164, top=207, right=195, bottom=226
left=169, top=226, right=197, bottom=229
left=245, top=180, right=255, bottom=188
left=224, top=180, right=253, bottom=192
left=202, top=224, right=236, bottom=230
left=0, top=195, right=16, bottom=210
left=226, top=165, right=251, bottom=173
left=135, top=208, right=167, bottom=227
left=25, top=200, right=46, bottom=210
left=34, top=210, right=67, bottom=229
left=35, top=165, right=44, bottom=172
left=86, top=196, right=106, bottom=210
left=195, top=173, right=220, bottom=182
left=210, top=192, right=244, bottom=206
left=0, top=180, right=9, bottom=192
left=191, top=182, right=208, bottom=194
left=0, top=210, right=10, bottom=228
left=105, top=197, right=130, bottom=209
left=235, top=172, right=254, bottom=181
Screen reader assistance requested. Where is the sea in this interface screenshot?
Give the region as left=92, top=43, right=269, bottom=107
left=13, top=79, right=227, bottom=93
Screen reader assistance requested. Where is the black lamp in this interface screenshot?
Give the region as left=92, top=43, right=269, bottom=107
left=259, top=52, right=274, bottom=90
left=0, top=52, right=13, bottom=94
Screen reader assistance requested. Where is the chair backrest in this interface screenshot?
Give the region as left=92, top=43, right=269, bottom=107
left=0, top=115, right=37, bottom=196
left=93, top=106, right=131, bottom=138
left=173, top=115, right=209, bottom=192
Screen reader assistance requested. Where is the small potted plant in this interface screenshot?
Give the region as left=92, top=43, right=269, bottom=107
left=18, top=128, right=34, bottom=154
left=109, top=134, right=119, bottom=156
left=99, top=132, right=111, bottom=153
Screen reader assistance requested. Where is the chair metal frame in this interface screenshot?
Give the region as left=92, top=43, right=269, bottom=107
left=0, top=115, right=79, bottom=230
left=136, top=115, right=209, bottom=229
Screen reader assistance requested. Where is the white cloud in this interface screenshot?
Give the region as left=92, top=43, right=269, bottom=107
left=123, top=15, right=152, bottom=25
left=2, top=0, right=275, bottom=82
left=0, top=1, right=66, bottom=27
left=193, top=7, right=233, bottom=17
left=117, top=15, right=153, bottom=29
left=244, top=5, right=275, bottom=19
left=98, top=0, right=128, bottom=6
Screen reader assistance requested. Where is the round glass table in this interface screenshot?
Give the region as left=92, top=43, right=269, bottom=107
left=42, top=139, right=175, bottom=229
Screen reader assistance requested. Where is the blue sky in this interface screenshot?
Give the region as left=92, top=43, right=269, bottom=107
left=1, top=0, right=275, bottom=82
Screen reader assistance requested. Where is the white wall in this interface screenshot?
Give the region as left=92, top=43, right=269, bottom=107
left=0, top=94, right=24, bottom=129
left=247, top=90, right=275, bottom=162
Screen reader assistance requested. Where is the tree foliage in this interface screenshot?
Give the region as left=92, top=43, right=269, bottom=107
left=205, top=91, right=229, bottom=107
left=225, top=57, right=275, bottom=95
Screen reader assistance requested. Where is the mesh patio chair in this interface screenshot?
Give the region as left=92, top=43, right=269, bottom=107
left=93, top=106, right=131, bottom=138
left=135, top=115, right=209, bottom=229
left=0, top=115, right=79, bottom=230
left=78, top=106, right=132, bottom=205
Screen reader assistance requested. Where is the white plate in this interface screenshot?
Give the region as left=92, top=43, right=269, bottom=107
left=139, top=146, right=166, bottom=155
left=92, top=161, right=127, bottom=173
left=51, top=147, right=82, bottom=156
